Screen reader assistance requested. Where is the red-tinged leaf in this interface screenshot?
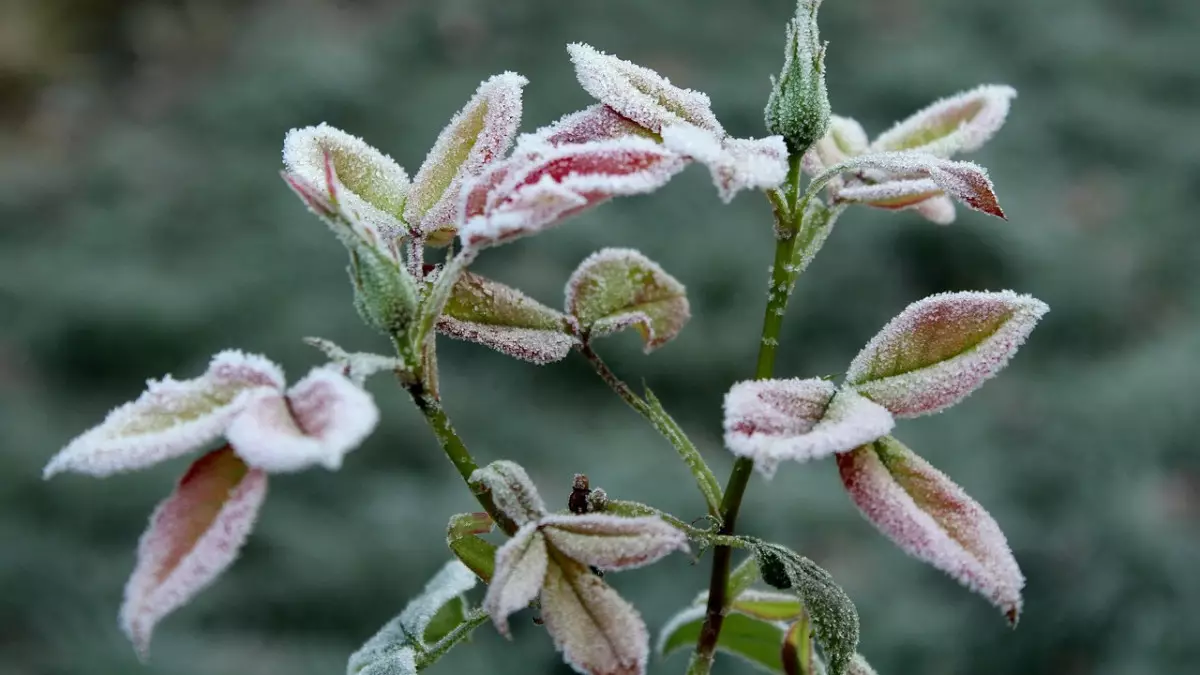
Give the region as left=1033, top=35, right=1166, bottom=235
left=226, top=368, right=379, bottom=472
left=837, top=437, right=1024, bottom=624
left=870, top=85, right=1017, bottom=158
left=565, top=248, right=690, bottom=351
left=567, top=42, right=724, bottom=136
left=831, top=179, right=944, bottom=210
left=539, top=514, right=689, bottom=571
left=813, top=152, right=1006, bottom=219
left=723, top=379, right=894, bottom=477
left=781, top=612, right=815, bottom=675
left=44, top=351, right=284, bottom=478
left=540, top=559, right=649, bottom=675
left=484, top=523, right=549, bottom=637
left=845, top=291, right=1049, bottom=417
left=406, top=72, right=527, bottom=236
left=527, top=104, right=656, bottom=147
left=120, top=446, right=267, bottom=658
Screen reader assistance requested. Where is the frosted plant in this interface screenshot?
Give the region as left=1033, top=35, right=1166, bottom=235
left=42, top=1, right=1050, bottom=674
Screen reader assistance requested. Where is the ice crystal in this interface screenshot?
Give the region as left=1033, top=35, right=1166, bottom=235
left=845, top=291, right=1048, bottom=417
left=120, top=447, right=267, bottom=658
left=538, top=514, right=689, bottom=572
left=870, top=85, right=1017, bottom=158
left=565, top=247, right=690, bottom=351
left=567, top=43, right=724, bottom=136
left=837, top=437, right=1024, bottom=623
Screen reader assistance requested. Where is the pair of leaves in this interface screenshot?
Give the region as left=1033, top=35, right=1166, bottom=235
left=435, top=248, right=689, bottom=364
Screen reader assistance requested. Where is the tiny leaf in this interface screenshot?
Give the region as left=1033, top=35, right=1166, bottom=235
left=870, top=85, right=1017, bottom=158
left=845, top=291, right=1049, bottom=417
left=780, top=611, right=815, bottom=675
left=44, top=350, right=284, bottom=478
left=303, top=337, right=408, bottom=385
left=447, top=512, right=499, bottom=583
left=566, top=248, right=690, bottom=352
left=469, top=460, right=548, bottom=526
left=437, top=270, right=577, bottom=364
left=567, top=43, right=724, bottom=136
left=540, top=558, right=649, bottom=675
left=121, top=446, right=267, bottom=658
left=837, top=437, right=1024, bottom=624
left=483, top=522, right=549, bottom=637
left=657, top=605, right=786, bottom=674
left=539, top=513, right=689, bottom=571
left=751, top=541, right=859, bottom=675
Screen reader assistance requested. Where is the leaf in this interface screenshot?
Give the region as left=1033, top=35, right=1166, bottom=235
left=447, top=512, right=499, bottom=584
left=120, top=446, right=267, bottom=659
left=469, top=460, right=548, bottom=526
left=831, top=179, right=946, bottom=211
left=303, top=337, right=408, bottom=385
left=539, top=514, right=689, bottom=571
left=731, top=590, right=806, bottom=622
left=657, top=605, right=786, bottom=674
left=567, top=43, right=724, bottom=136
left=405, top=72, right=527, bottom=238
left=914, top=194, right=957, bottom=225
left=437, top=270, right=577, bottom=364
left=43, top=350, right=284, bottom=478
left=750, top=542, right=859, bottom=675
left=641, top=387, right=723, bottom=517
left=801, top=115, right=869, bottom=176
left=661, top=125, right=789, bottom=203
left=484, top=523, right=549, bottom=637
left=348, top=560, right=479, bottom=675
left=348, top=237, right=422, bottom=336
left=726, top=556, right=761, bottom=600
left=524, top=104, right=657, bottom=147
left=780, top=611, right=815, bottom=675
left=870, top=85, right=1017, bottom=158
left=844, top=291, right=1049, bottom=417
left=846, top=654, right=878, bottom=675
left=763, top=0, right=830, bottom=154
left=459, top=138, right=686, bottom=250
left=566, top=248, right=690, bottom=352
left=836, top=437, right=1024, bottom=624
left=540, top=558, right=649, bottom=675
left=283, top=123, right=411, bottom=239
left=723, top=379, right=894, bottom=477
left=811, top=152, right=1006, bottom=219
left=789, top=197, right=842, bottom=287
left=226, top=367, right=379, bottom=472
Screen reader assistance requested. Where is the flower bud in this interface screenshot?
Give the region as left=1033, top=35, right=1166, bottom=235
left=764, top=0, right=831, bottom=154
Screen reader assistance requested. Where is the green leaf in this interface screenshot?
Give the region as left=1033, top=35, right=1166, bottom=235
left=566, top=248, right=690, bottom=352
left=446, top=512, right=498, bottom=584
left=732, top=590, right=806, bottom=622
left=750, top=541, right=859, bottom=675
left=350, top=241, right=421, bottom=338
left=726, top=556, right=761, bottom=600
left=781, top=611, right=815, bottom=675
left=438, top=270, right=576, bottom=364
left=642, top=387, right=723, bottom=516
left=422, top=596, right=467, bottom=645
left=659, top=605, right=786, bottom=673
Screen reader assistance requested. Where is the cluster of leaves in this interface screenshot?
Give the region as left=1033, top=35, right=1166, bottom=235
left=40, top=1, right=1050, bottom=674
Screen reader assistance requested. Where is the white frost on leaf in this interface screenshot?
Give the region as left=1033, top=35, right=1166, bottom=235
left=567, top=42, right=724, bottom=136
left=120, top=447, right=267, bottom=659
left=565, top=247, right=690, bottom=352
left=845, top=291, right=1049, bottom=417
left=870, top=85, right=1017, bottom=158
left=469, top=460, right=549, bottom=526
left=724, top=379, right=894, bottom=478
left=283, top=123, right=410, bottom=239
left=459, top=138, right=686, bottom=250
left=661, top=125, right=788, bottom=202
left=837, top=437, right=1024, bottom=624
left=819, top=152, right=1006, bottom=219
left=405, top=72, right=527, bottom=236
left=540, top=560, right=650, bottom=675
left=914, top=194, right=957, bottom=225
left=226, top=368, right=380, bottom=472
left=847, top=653, right=879, bottom=675
left=44, top=350, right=284, bottom=478
left=523, top=104, right=651, bottom=147
left=539, top=514, right=689, bottom=572
left=303, top=337, right=408, bottom=386
left=484, top=523, right=550, bottom=637
left=439, top=319, right=578, bottom=365
left=831, top=178, right=945, bottom=211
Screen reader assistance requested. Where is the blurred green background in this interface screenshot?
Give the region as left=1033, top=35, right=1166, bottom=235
left=3, top=0, right=1198, bottom=673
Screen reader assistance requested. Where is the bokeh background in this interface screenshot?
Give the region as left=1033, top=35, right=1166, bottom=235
left=3, top=0, right=1198, bottom=673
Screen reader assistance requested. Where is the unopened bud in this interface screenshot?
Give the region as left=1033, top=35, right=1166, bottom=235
left=764, top=0, right=831, bottom=154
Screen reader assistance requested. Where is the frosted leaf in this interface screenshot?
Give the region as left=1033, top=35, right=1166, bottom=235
left=723, top=379, right=894, bottom=477
left=831, top=178, right=944, bottom=210
left=524, top=104, right=654, bottom=147
left=484, top=523, right=549, bottom=637
left=348, top=561, right=477, bottom=675
left=728, top=589, right=806, bottom=622
left=461, top=138, right=686, bottom=250
left=656, top=604, right=787, bottom=673
left=914, top=194, right=957, bottom=225
left=870, top=85, right=1017, bottom=158
left=846, top=654, right=878, bottom=675
left=763, top=0, right=830, bottom=154
left=539, top=514, right=689, bottom=571
left=845, top=291, right=1049, bottom=417
left=303, top=337, right=408, bottom=386
left=816, top=152, right=1006, bottom=219
left=43, top=350, right=284, bottom=478
left=540, top=559, right=649, bottom=675
left=837, top=437, right=1024, bottom=623
left=283, top=123, right=410, bottom=238
left=800, top=116, right=868, bottom=178
left=447, top=512, right=499, bottom=583
left=120, top=446, right=267, bottom=659
left=661, top=125, right=789, bottom=202
left=567, top=42, right=724, bottom=136
left=469, top=460, right=548, bottom=526
left=565, top=248, right=690, bottom=352
left=405, top=73, right=527, bottom=237
left=226, top=368, right=380, bottom=472
left=437, top=270, right=577, bottom=364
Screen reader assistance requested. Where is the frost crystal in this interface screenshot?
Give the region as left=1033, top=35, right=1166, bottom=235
left=459, top=138, right=686, bottom=250
left=120, top=447, right=268, bottom=658
left=405, top=72, right=527, bottom=239
left=661, top=125, right=789, bottom=203
left=723, top=379, right=894, bottom=478
left=283, top=123, right=411, bottom=238
left=565, top=248, right=690, bottom=352
left=538, top=514, right=689, bottom=571
left=845, top=291, right=1048, bottom=417
left=540, top=560, right=649, bottom=675
left=837, top=437, right=1024, bottom=623
left=437, top=270, right=577, bottom=364
left=870, top=85, right=1017, bottom=158
left=567, top=43, right=724, bottom=136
